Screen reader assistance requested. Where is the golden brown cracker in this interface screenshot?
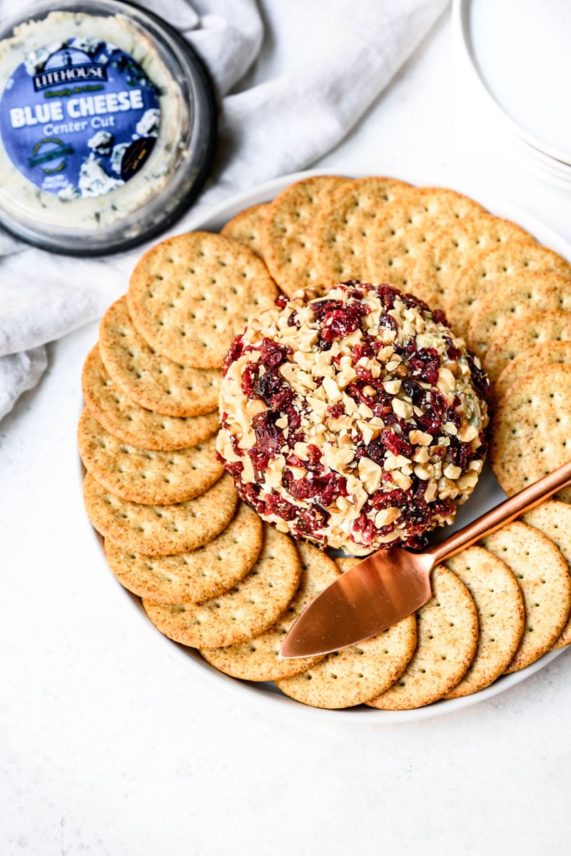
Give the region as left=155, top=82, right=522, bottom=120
left=221, top=203, right=269, bottom=259
left=262, top=175, right=350, bottom=296
left=523, top=501, right=571, bottom=649
left=447, top=241, right=571, bottom=339
left=201, top=542, right=340, bottom=680
left=467, top=272, right=571, bottom=360
left=99, top=297, right=220, bottom=417
left=78, top=410, right=223, bottom=505
left=365, top=187, right=486, bottom=307
left=142, top=526, right=301, bottom=648
left=82, top=347, right=218, bottom=451
left=482, top=522, right=571, bottom=672
left=83, top=472, right=238, bottom=556
left=490, top=365, right=571, bottom=503
left=445, top=547, right=525, bottom=698
left=423, top=214, right=532, bottom=309
left=104, top=503, right=263, bottom=604
left=313, top=176, right=410, bottom=285
left=369, top=565, right=479, bottom=710
left=127, top=232, right=278, bottom=369
left=484, top=310, right=571, bottom=383
left=276, top=553, right=417, bottom=709
left=495, top=341, right=571, bottom=401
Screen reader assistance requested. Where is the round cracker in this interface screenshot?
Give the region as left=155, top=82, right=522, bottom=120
left=276, top=555, right=417, bottom=709
left=142, top=526, right=301, bottom=648
left=495, top=341, right=571, bottom=400
left=447, top=241, right=571, bottom=339
left=221, top=203, right=269, bottom=259
left=83, top=472, right=238, bottom=556
left=78, top=410, right=223, bottom=505
left=262, top=175, right=350, bottom=296
left=365, top=187, right=486, bottom=307
left=82, top=347, right=218, bottom=451
left=368, top=565, right=478, bottom=710
left=423, top=214, right=532, bottom=309
left=103, top=503, right=263, bottom=604
left=490, top=365, right=571, bottom=503
left=313, top=176, right=411, bottom=286
left=127, top=232, right=278, bottom=369
left=467, top=272, right=571, bottom=360
left=482, top=521, right=571, bottom=672
left=99, top=297, right=220, bottom=417
left=444, top=547, right=525, bottom=699
left=523, top=501, right=571, bottom=649
left=484, top=310, right=571, bottom=382
left=367, top=224, right=439, bottom=306
left=201, top=542, right=340, bottom=681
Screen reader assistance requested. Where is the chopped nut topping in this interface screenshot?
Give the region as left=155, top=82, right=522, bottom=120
left=218, top=281, right=489, bottom=554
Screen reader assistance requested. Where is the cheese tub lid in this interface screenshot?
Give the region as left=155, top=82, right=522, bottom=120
left=0, top=0, right=217, bottom=255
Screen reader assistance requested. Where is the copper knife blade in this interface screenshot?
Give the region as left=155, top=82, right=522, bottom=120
left=281, top=460, right=571, bottom=658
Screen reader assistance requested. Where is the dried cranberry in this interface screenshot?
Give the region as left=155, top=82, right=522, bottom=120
left=431, top=497, right=455, bottom=518
left=222, top=458, right=245, bottom=482
left=314, top=298, right=369, bottom=343
left=283, top=469, right=347, bottom=507
left=307, top=444, right=322, bottom=469
left=294, top=506, right=329, bottom=539
left=241, top=362, right=259, bottom=398
left=378, top=313, right=398, bottom=335
left=248, top=412, right=283, bottom=471
left=380, top=428, right=413, bottom=458
left=355, top=365, right=375, bottom=383
left=403, top=533, right=430, bottom=551
left=223, top=335, right=244, bottom=374
left=264, top=491, right=298, bottom=521
left=448, top=436, right=472, bottom=471
left=255, top=370, right=293, bottom=411
left=371, top=488, right=407, bottom=509
left=259, top=337, right=291, bottom=370
left=327, top=403, right=344, bottom=419
left=444, top=337, right=461, bottom=360
left=353, top=337, right=376, bottom=361
left=276, top=294, right=289, bottom=309
left=376, top=284, right=398, bottom=309
left=466, top=352, right=491, bottom=400
left=287, top=311, right=300, bottom=328
left=340, top=280, right=366, bottom=300
left=432, top=309, right=450, bottom=327
left=409, top=347, right=440, bottom=385
left=372, top=392, right=395, bottom=420
left=445, top=406, right=461, bottom=428
left=399, top=291, right=431, bottom=314
left=352, top=513, right=377, bottom=544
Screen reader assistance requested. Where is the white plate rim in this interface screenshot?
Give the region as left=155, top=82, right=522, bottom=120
left=453, top=0, right=571, bottom=170
left=84, top=167, right=570, bottom=724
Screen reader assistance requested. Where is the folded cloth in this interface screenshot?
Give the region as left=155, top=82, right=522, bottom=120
left=0, top=0, right=448, bottom=421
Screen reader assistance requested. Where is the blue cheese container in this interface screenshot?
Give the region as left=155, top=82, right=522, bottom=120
left=0, top=0, right=217, bottom=254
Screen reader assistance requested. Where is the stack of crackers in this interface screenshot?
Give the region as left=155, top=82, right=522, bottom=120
left=79, top=174, right=571, bottom=711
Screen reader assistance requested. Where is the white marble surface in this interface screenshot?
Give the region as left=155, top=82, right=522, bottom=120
left=2, top=7, right=571, bottom=856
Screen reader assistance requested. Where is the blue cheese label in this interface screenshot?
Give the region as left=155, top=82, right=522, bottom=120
left=0, top=38, right=161, bottom=199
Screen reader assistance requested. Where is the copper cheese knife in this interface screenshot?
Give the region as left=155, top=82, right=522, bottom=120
left=281, top=460, right=571, bottom=659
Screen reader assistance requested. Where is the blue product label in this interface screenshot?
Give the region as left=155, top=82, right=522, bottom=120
left=0, top=38, right=161, bottom=199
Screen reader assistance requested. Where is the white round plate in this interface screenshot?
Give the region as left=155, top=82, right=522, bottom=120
left=85, top=169, right=569, bottom=723
left=454, top=0, right=571, bottom=170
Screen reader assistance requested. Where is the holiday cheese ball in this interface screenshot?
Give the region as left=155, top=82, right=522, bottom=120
left=217, top=282, right=490, bottom=555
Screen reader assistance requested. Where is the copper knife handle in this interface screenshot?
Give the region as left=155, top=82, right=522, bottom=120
left=429, top=459, right=571, bottom=566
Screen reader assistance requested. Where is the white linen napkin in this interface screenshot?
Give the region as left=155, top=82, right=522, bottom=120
left=0, top=0, right=448, bottom=421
